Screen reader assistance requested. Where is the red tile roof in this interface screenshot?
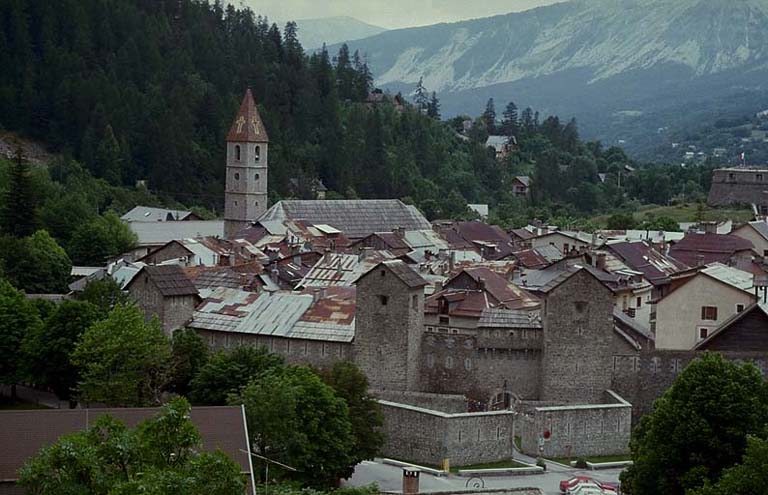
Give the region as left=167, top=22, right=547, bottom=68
left=226, top=88, right=269, bottom=143
left=669, top=232, right=754, bottom=267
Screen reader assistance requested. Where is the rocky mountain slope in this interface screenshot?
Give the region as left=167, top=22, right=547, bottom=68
left=332, top=0, right=768, bottom=154
left=294, top=16, right=386, bottom=49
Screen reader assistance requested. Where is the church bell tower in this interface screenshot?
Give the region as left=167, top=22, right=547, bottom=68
left=224, top=89, right=269, bottom=239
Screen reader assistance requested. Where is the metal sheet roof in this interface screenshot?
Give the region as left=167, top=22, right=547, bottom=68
left=129, top=221, right=224, bottom=247
left=702, top=263, right=754, bottom=292
left=478, top=308, right=542, bottom=329
left=257, top=200, right=431, bottom=239
left=121, top=206, right=194, bottom=222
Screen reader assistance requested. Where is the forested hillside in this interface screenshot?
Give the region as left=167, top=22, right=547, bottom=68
left=0, top=0, right=720, bottom=227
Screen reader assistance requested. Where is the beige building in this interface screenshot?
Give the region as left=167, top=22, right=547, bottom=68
left=653, top=263, right=756, bottom=350
left=731, top=221, right=768, bottom=257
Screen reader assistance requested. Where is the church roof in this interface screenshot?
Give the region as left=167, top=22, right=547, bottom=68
left=256, top=200, right=431, bottom=240
left=226, top=89, right=269, bottom=143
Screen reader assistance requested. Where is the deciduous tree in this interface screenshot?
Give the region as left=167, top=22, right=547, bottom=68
left=72, top=304, right=171, bottom=406
left=620, top=353, right=768, bottom=495
left=19, top=398, right=245, bottom=495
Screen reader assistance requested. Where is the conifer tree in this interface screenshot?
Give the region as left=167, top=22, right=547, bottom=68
left=427, top=92, right=441, bottom=119
left=482, top=98, right=497, bottom=134
left=502, top=101, right=519, bottom=137
left=1, top=144, right=37, bottom=237
left=413, top=77, right=429, bottom=112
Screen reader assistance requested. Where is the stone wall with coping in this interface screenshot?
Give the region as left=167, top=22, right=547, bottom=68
left=518, top=390, right=631, bottom=458
left=378, top=399, right=515, bottom=466
left=372, top=390, right=469, bottom=413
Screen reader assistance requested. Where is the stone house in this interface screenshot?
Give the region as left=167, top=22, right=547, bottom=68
left=653, top=263, right=756, bottom=349
left=139, top=237, right=267, bottom=267
left=607, top=240, right=688, bottom=302
left=125, top=265, right=200, bottom=334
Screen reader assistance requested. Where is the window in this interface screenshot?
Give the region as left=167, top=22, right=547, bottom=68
left=255, top=173, right=260, bottom=181
left=701, top=306, right=718, bottom=321
left=728, top=173, right=735, bottom=182
left=564, top=243, right=570, bottom=253
left=445, top=356, right=454, bottom=369
left=758, top=174, right=764, bottom=182
left=235, top=144, right=241, bottom=161
left=699, top=327, right=709, bottom=340
left=439, top=316, right=449, bottom=325
left=255, top=145, right=260, bottom=161
left=636, top=297, right=642, bottom=308
left=380, top=270, right=386, bottom=277
left=255, top=201, right=258, bottom=208
left=737, top=304, right=745, bottom=313
left=411, top=295, right=418, bottom=309
left=378, top=295, right=388, bottom=306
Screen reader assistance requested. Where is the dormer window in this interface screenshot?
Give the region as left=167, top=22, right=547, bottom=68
left=235, top=145, right=241, bottom=161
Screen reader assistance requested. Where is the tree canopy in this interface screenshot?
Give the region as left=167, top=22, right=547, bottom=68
left=18, top=397, right=245, bottom=495
left=190, top=346, right=284, bottom=405
left=71, top=304, right=172, bottom=406
left=231, top=366, right=356, bottom=488
left=621, top=353, right=768, bottom=495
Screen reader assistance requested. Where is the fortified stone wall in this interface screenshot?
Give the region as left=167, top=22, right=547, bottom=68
left=372, top=390, right=469, bottom=413
left=612, top=350, right=768, bottom=420
left=378, top=400, right=515, bottom=466
left=708, top=168, right=768, bottom=207
left=518, top=391, right=632, bottom=458
left=193, top=329, right=352, bottom=368
left=419, top=332, right=542, bottom=402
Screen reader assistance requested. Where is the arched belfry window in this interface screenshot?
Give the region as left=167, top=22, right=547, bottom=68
left=235, top=145, right=241, bottom=161
left=255, top=145, right=261, bottom=162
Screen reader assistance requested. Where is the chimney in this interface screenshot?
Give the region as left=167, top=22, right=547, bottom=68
left=702, top=221, right=717, bottom=234
left=312, top=288, right=321, bottom=305
left=477, top=277, right=486, bottom=291
left=393, top=227, right=405, bottom=239
left=402, top=468, right=420, bottom=495
left=592, top=232, right=599, bottom=247
left=696, top=254, right=705, bottom=267
left=270, top=266, right=279, bottom=284
left=323, top=248, right=332, bottom=264
left=449, top=251, right=456, bottom=273
left=596, top=253, right=607, bottom=272
left=320, top=287, right=327, bottom=300
left=434, top=281, right=444, bottom=293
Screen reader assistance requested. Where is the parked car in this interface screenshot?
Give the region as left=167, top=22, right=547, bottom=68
left=561, top=476, right=618, bottom=494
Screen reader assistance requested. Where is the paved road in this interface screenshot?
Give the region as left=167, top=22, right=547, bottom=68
left=343, top=459, right=624, bottom=495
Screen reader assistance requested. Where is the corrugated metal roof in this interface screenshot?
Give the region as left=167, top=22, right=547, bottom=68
left=257, top=200, right=431, bottom=239
left=130, top=221, right=224, bottom=247
left=121, top=206, right=194, bottom=222
left=298, top=252, right=393, bottom=288
left=702, top=263, right=754, bottom=292
left=191, top=287, right=355, bottom=342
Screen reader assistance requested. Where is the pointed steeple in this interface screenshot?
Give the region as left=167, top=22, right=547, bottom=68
left=226, top=89, right=269, bottom=143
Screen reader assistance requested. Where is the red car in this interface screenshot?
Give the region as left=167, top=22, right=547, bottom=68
left=560, top=477, right=618, bottom=494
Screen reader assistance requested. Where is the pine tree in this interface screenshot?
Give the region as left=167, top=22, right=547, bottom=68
left=413, top=77, right=429, bottom=112
left=501, top=101, right=519, bottom=137
left=1, top=144, right=37, bottom=237
left=427, top=92, right=441, bottom=119
left=482, top=98, right=497, bottom=134
left=95, top=125, right=122, bottom=185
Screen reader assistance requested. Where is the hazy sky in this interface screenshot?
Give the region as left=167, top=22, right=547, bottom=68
left=244, top=0, right=564, bottom=29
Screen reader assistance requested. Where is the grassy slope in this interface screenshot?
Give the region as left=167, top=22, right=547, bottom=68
left=591, top=203, right=753, bottom=227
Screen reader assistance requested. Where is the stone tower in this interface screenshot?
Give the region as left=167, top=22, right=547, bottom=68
left=354, top=260, right=427, bottom=391
left=224, top=89, right=269, bottom=239
left=540, top=268, right=614, bottom=403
